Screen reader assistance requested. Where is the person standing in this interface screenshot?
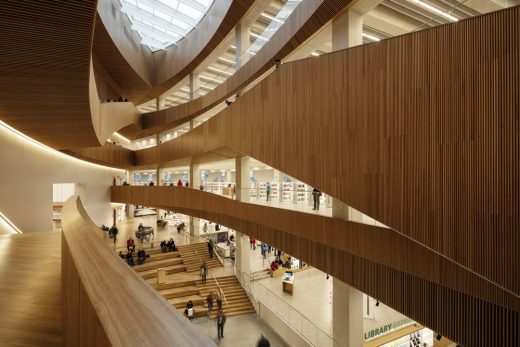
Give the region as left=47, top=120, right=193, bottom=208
left=257, top=335, right=271, bottom=347
left=177, top=179, right=183, bottom=187
left=266, top=182, right=272, bottom=202
left=110, top=224, right=118, bottom=245
left=312, top=188, right=322, bottom=210
left=207, top=291, right=214, bottom=318
left=250, top=237, right=256, bottom=250
left=216, top=309, right=226, bottom=340
left=208, top=239, right=214, bottom=258
left=200, top=263, right=206, bottom=284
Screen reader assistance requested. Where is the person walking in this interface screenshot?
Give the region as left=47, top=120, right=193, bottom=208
left=312, top=188, right=322, bottom=210
left=261, top=242, right=268, bottom=258
left=266, top=182, right=272, bottom=202
left=250, top=237, right=256, bottom=250
left=200, top=263, right=206, bottom=284
left=216, top=309, right=226, bottom=340
left=257, top=335, right=271, bottom=347
left=207, top=291, right=214, bottom=318
left=208, top=239, right=214, bottom=258
left=110, top=224, right=118, bottom=245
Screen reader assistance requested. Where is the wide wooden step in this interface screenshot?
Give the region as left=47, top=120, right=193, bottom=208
left=160, top=287, right=200, bottom=299
left=140, top=264, right=187, bottom=279
left=134, top=258, right=183, bottom=272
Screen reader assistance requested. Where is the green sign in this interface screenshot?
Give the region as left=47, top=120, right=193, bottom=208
left=364, top=318, right=414, bottom=341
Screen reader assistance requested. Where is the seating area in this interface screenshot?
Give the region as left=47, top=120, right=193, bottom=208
left=117, top=240, right=255, bottom=320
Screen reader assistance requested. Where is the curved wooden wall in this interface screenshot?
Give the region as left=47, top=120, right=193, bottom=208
left=145, top=0, right=256, bottom=104
left=112, top=186, right=520, bottom=346
left=0, top=0, right=100, bottom=149
left=61, top=195, right=215, bottom=346
left=119, top=0, right=356, bottom=140
left=129, top=6, right=520, bottom=304
left=62, top=142, right=135, bottom=169
left=93, top=8, right=153, bottom=103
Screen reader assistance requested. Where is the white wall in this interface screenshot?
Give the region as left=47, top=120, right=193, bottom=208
left=258, top=302, right=312, bottom=347
left=0, top=123, right=124, bottom=233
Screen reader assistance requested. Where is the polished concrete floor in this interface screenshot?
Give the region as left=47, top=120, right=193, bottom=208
left=191, top=313, right=289, bottom=347
left=0, top=232, right=62, bottom=347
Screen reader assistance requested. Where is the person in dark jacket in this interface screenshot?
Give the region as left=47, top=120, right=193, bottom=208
left=257, top=335, right=271, bottom=347
left=109, top=225, right=118, bottom=244
left=216, top=309, right=226, bottom=340
left=312, top=188, right=322, bottom=210
left=208, top=239, right=214, bottom=258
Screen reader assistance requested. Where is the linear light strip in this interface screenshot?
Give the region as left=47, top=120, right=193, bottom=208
left=0, top=121, right=123, bottom=172
left=411, top=0, right=458, bottom=22
left=0, top=211, right=22, bottom=234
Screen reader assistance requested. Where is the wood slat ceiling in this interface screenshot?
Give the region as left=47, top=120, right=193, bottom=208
left=0, top=0, right=100, bottom=149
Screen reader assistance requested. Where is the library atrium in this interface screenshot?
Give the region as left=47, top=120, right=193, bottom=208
left=0, top=0, right=518, bottom=346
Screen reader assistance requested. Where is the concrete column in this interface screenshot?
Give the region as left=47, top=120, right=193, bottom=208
left=332, top=279, right=364, bottom=347
left=235, top=23, right=251, bottom=69
left=235, top=156, right=251, bottom=202
left=189, top=163, right=201, bottom=190
left=235, top=231, right=252, bottom=283
left=189, top=73, right=200, bottom=101
left=332, top=198, right=349, bottom=220
left=332, top=10, right=363, bottom=51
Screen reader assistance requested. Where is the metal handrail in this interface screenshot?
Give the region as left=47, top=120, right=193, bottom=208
left=242, top=272, right=336, bottom=346
left=212, top=273, right=229, bottom=307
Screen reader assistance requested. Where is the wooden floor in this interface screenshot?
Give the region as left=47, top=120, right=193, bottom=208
left=0, top=232, right=62, bottom=347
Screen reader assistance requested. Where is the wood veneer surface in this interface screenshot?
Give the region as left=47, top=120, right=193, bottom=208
left=130, top=7, right=520, bottom=299
left=119, top=0, right=356, bottom=140
left=0, top=232, right=63, bottom=347
left=111, top=186, right=520, bottom=346
left=61, top=196, right=215, bottom=346
left=0, top=0, right=100, bottom=149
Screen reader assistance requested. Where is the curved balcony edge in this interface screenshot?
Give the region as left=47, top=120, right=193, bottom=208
left=61, top=195, right=215, bottom=346
left=120, top=0, right=354, bottom=140
left=111, top=186, right=520, bottom=346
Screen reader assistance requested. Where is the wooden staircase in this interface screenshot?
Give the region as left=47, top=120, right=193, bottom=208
left=176, top=242, right=221, bottom=272
left=152, top=275, right=256, bottom=319
left=120, top=241, right=255, bottom=320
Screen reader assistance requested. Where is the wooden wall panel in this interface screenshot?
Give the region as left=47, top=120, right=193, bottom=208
left=93, top=7, right=153, bottom=103
left=130, top=7, right=520, bottom=299
left=63, top=143, right=135, bottom=169
left=120, top=0, right=356, bottom=140
left=0, top=0, right=100, bottom=149
left=111, top=186, right=520, bottom=346
left=61, top=195, right=215, bottom=346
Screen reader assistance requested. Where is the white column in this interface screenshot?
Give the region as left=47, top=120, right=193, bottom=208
left=189, top=72, right=200, bottom=101
left=190, top=163, right=201, bottom=190
left=235, top=231, right=251, bottom=284
left=235, top=156, right=251, bottom=202
left=332, top=279, right=364, bottom=347
left=235, top=23, right=251, bottom=69
left=332, top=10, right=363, bottom=51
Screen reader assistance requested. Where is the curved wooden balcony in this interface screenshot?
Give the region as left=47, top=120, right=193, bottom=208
left=61, top=195, right=215, bottom=346
left=112, top=186, right=520, bottom=346
left=119, top=0, right=357, bottom=140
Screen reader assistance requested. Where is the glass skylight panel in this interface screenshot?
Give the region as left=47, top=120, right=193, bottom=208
left=120, top=0, right=214, bottom=51
left=247, top=0, right=302, bottom=56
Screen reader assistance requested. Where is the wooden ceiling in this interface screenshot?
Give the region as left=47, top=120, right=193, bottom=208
left=0, top=0, right=100, bottom=149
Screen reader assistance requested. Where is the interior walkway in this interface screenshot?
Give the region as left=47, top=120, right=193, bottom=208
left=191, top=313, right=288, bottom=347
left=0, top=232, right=62, bottom=347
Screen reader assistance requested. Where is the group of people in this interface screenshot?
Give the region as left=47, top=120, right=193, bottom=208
left=118, top=236, right=148, bottom=266
left=105, top=96, right=128, bottom=102
left=168, top=179, right=189, bottom=187
left=160, top=238, right=177, bottom=252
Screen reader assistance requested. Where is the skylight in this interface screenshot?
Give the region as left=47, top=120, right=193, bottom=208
left=120, top=0, right=215, bottom=51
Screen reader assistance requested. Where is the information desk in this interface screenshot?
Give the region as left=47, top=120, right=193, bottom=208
left=282, top=271, right=294, bottom=295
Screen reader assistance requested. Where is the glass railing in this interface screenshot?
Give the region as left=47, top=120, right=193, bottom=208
left=242, top=271, right=335, bottom=347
